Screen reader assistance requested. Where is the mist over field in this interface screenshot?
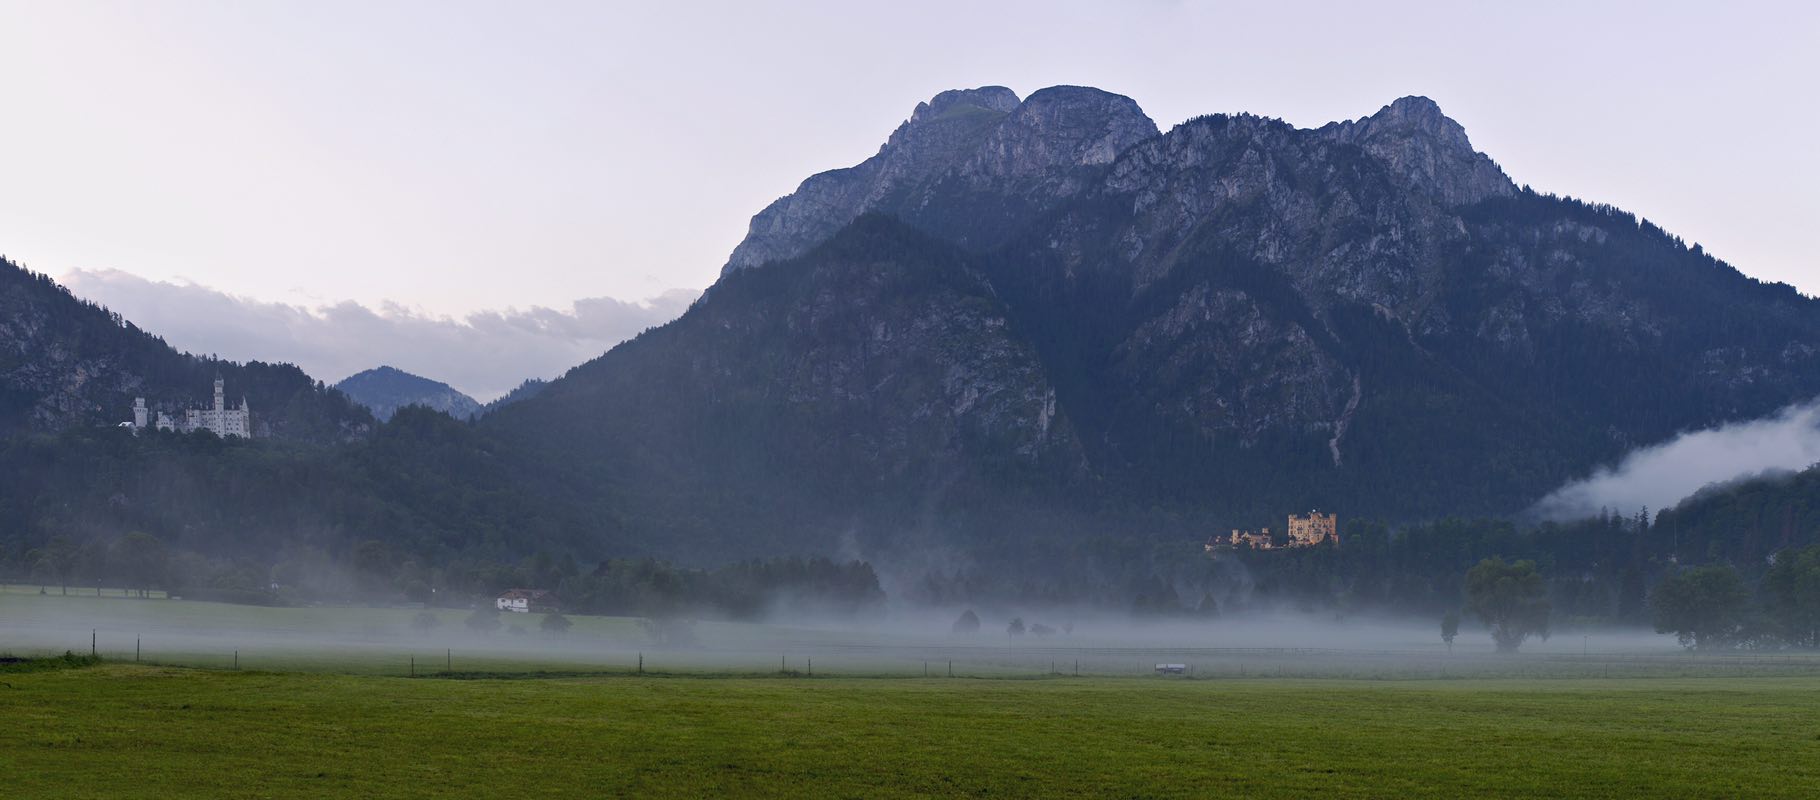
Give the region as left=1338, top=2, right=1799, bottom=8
left=1, top=587, right=1694, bottom=682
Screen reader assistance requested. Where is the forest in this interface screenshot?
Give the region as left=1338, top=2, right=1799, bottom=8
left=4, top=403, right=1817, bottom=645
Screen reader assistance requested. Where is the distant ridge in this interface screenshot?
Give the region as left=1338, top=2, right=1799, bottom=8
left=335, top=366, right=482, bottom=421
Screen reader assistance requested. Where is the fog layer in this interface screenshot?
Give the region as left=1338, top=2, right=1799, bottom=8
left=1, top=589, right=1706, bottom=684
left=1532, top=398, right=1820, bottom=520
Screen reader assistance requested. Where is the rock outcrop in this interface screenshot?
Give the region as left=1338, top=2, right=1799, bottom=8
left=723, top=86, right=1158, bottom=274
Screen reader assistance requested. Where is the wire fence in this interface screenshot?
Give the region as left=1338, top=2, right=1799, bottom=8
left=16, top=630, right=1820, bottom=683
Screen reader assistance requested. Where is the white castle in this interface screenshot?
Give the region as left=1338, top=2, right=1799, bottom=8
left=126, top=378, right=253, bottom=438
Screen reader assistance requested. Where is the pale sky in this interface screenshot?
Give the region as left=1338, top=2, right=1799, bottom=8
left=3, top=0, right=1816, bottom=319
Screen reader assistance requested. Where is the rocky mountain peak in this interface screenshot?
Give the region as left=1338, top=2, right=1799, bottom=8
left=964, top=86, right=1157, bottom=177
left=1372, top=95, right=1451, bottom=128
left=1321, top=95, right=1514, bottom=207
left=911, top=86, right=1021, bottom=123
left=1346, top=96, right=1474, bottom=158
left=723, top=85, right=1157, bottom=275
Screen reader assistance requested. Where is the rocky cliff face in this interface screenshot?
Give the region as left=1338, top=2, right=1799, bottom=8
left=1008, top=99, right=1516, bottom=457
left=723, top=86, right=1158, bottom=274
left=1319, top=96, right=1515, bottom=208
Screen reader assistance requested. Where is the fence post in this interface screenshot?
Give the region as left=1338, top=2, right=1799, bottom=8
left=948, top=660, right=952, bottom=678
left=410, top=656, right=415, bottom=678
left=234, top=650, right=239, bottom=670
left=637, top=653, right=643, bottom=674
left=91, top=629, right=96, bottom=658
left=447, top=648, right=451, bottom=672
left=136, top=637, right=141, bottom=663
left=807, top=658, right=812, bottom=677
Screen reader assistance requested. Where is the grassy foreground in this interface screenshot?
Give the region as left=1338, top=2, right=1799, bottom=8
left=4, top=663, right=1817, bottom=798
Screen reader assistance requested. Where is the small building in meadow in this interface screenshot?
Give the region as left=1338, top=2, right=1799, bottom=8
left=495, top=588, right=557, bottom=613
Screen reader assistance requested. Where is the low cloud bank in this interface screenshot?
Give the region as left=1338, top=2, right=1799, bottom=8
left=63, top=269, right=697, bottom=401
left=1531, top=399, right=1820, bottom=520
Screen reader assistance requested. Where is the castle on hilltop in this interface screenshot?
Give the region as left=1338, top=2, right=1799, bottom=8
left=124, top=378, right=253, bottom=438
left=1206, top=510, right=1340, bottom=552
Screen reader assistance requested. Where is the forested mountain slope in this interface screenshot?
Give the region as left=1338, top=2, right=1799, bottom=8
left=486, top=217, right=1081, bottom=558
left=0, top=257, right=373, bottom=442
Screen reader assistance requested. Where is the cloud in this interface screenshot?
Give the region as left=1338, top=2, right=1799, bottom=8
left=1530, top=399, right=1820, bottom=520
left=61, top=269, right=697, bottom=401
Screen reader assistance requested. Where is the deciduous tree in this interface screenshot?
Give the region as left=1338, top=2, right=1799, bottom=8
left=1652, top=565, right=1751, bottom=650
left=1465, top=558, right=1551, bottom=653
left=1764, top=545, right=1820, bottom=648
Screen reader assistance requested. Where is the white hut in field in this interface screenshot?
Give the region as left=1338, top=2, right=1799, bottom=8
left=495, top=588, right=556, bottom=613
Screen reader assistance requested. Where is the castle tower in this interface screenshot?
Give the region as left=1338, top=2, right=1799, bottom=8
left=132, top=398, right=148, bottom=429
left=213, top=378, right=226, bottom=412
left=1287, top=510, right=1339, bottom=547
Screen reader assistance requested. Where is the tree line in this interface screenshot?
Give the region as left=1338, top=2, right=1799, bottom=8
left=0, top=527, right=886, bottom=622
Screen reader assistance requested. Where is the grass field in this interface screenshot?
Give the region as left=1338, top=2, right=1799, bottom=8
left=3, top=660, right=1818, bottom=798
left=6, top=592, right=1820, bottom=796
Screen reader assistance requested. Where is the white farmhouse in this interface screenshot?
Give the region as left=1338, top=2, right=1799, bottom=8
left=495, top=588, right=556, bottom=613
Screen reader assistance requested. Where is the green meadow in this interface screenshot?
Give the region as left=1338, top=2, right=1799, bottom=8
left=3, top=660, right=1818, bottom=799
left=7, top=590, right=1820, bottom=797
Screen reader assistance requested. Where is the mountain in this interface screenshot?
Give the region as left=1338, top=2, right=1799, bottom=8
left=335, top=366, right=482, bottom=421
left=483, top=85, right=1820, bottom=560
left=0, top=257, right=373, bottom=441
